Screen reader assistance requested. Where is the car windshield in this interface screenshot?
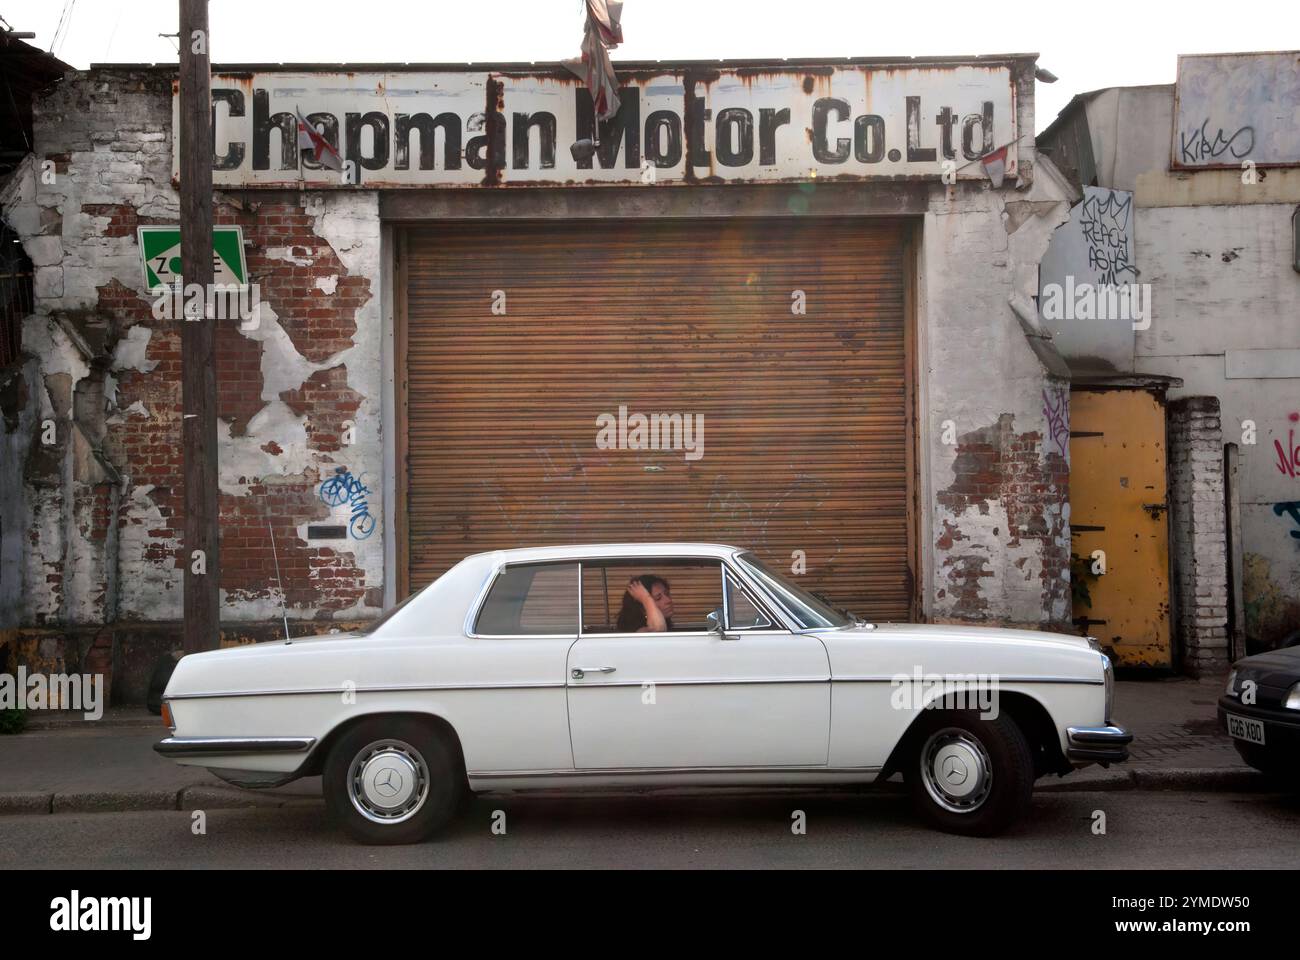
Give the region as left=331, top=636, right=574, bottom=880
left=733, top=552, right=854, bottom=629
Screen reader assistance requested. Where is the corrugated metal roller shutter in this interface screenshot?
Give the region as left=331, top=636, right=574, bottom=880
left=404, top=217, right=913, bottom=621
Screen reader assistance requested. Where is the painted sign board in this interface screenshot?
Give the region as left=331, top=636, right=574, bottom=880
left=179, top=62, right=1020, bottom=188
left=137, top=225, right=248, bottom=292
left=1172, top=51, right=1300, bottom=169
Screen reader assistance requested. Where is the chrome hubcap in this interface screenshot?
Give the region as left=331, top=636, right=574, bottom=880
left=348, top=739, right=430, bottom=825
left=920, top=727, right=993, bottom=814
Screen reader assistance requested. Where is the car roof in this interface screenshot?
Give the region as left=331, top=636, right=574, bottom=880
left=465, top=543, right=746, bottom=563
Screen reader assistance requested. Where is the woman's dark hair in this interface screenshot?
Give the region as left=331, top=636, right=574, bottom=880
left=615, top=574, right=672, bottom=632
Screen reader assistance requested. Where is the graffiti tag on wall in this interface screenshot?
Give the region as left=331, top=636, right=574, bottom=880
left=1274, top=425, right=1300, bottom=480
left=1273, top=502, right=1300, bottom=542
left=320, top=467, right=376, bottom=540
left=1078, top=190, right=1136, bottom=286
left=1042, top=386, right=1070, bottom=459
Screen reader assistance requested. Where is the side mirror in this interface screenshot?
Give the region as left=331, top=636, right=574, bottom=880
left=707, top=608, right=738, bottom=641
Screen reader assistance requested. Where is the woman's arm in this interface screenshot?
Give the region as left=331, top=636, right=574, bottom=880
left=627, top=579, right=667, bottom=632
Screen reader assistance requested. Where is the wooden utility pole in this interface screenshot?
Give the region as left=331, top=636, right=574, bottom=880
left=178, top=0, right=219, bottom=653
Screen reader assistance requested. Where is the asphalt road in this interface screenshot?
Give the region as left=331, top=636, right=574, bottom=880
left=2, top=789, right=1298, bottom=869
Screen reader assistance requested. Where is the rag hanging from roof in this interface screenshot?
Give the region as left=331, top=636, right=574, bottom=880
left=563, top=0, right=624, bottom=121
left=980, top=144, right=1008, bottom=188
left=295, top=107, right=343, bottom=172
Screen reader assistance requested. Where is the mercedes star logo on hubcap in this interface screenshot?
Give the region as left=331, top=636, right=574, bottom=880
left=374, top=766, right=403, bottom=798
left=942, top=755, right=969, bottom=785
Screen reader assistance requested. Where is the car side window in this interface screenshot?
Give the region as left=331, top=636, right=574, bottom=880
left=725, top=570, right=773, bottom=630
left=474, top=562, right=578, bottom=635
left=580, top=559, right=723, bottom=634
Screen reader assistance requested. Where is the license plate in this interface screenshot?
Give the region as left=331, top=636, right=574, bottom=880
left=1226, top=713, right=1266, bottom=745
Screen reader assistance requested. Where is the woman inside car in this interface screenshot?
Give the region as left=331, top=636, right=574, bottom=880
left=616, top=575, right=674, bottom=632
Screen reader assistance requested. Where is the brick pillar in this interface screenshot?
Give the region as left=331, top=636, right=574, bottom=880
left=1167, top=397, right=1229, bottom=675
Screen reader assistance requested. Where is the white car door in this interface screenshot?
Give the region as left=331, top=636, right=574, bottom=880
left=566, top=560, right=831, bottom=769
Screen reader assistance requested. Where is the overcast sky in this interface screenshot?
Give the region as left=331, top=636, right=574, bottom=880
left=5, top=0, right=1296, bottom=131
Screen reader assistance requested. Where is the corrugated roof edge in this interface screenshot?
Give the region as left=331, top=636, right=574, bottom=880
left=87, top=53, right=1040, bottom=72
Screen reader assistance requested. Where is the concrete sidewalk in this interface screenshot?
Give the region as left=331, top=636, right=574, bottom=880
left=0, top=675, right=1268, bottom=815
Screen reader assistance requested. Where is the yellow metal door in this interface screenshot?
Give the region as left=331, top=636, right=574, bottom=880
left=1069, top=389, right=1172, bottom=667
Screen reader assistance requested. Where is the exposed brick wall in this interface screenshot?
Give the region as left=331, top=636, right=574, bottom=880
left=80, top=203, right=171, bottom=239
left=3, top=67, right=385, bottom=662
left=96, top=205, right=375, bottom=619
left=935, top=411, right=1071, bottom=629
left=1168, top=396, right=1229, bottom=675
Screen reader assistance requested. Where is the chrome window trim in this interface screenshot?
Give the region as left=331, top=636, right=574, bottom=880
left=721, top=565, right=776, bottom=632
left=722, top=551, right=813, bottom=632
left=568, top=554, right=792, bottom=638
left=461, top=550, right=843, bottom=640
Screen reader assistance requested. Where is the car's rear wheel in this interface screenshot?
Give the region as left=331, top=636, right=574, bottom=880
left=323, top=717, right=462, bottom=845
left=906, top=709, right=1034, bottom=837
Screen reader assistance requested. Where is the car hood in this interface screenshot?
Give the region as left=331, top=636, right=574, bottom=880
left=1234, top=645, right=1300, bottom=677
left=813, top=621, right=1103, bottom=683
left=839, top=621, right=1094, bottom=652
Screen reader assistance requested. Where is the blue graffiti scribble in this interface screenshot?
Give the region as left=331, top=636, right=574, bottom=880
left=1273, top=501, right=1300, bottom=541
left=320, top=466, right=377, bottom=540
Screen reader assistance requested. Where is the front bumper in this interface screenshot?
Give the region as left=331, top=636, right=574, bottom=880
left=1217, top=697, right=1300, bottom=754
left=1066, top=724, right=1133, bottom=763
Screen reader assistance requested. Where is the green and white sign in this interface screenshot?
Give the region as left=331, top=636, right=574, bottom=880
left=137, top=225, right=248, bottom=292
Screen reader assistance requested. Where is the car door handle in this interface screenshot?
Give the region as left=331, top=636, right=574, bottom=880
left=571, top=666, right=616, bottom=680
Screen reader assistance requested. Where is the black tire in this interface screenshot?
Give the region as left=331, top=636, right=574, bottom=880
left=323, top=717, right=463, bottom=845
left=906, top=709, right=1034, bottom=837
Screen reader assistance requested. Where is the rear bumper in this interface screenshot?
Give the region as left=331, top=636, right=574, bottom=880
left=154, top=736, right=316, bottom=789
left=1066, top=724, right=1133, bottom=763
left=153, top=736, right=316, bottom=758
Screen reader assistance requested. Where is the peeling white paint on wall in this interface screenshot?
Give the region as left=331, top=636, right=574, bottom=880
left=306, top=193, right=385, bottom=609
left=21, top=316, right=91, bottom=383
left=218, top=402, right=311, bottom=497
left=110, top=324, right=158, bottom=374
left=919, top=168, right=1077, bottom=627
left=116, top=484, right=183, bottom=621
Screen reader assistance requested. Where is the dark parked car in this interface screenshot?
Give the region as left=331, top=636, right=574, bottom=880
left=1219, top=645, right=1300, bottom=785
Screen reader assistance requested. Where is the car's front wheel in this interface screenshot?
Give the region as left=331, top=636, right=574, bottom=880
left=323, top=717, right=463, bottom=845
left=906, top=709, right=1034, bottom=837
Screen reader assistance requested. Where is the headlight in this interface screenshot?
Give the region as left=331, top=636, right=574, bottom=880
left=1225, top=670, right=1238, bottom=697
left=1286, top=683, right=1300, bottom=711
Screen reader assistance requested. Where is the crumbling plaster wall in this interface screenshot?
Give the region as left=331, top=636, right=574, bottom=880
left=0, top=69, right=385, bottom=629
left=1134, top=200, right=1300, bottom=650
left=918, top=161, right=1076, bottom=629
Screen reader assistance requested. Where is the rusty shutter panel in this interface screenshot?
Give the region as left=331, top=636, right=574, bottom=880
left=404, top=217, right=912, bottom=621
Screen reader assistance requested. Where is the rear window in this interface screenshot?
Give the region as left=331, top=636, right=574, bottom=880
left=474, top=563, right=579, bottom=635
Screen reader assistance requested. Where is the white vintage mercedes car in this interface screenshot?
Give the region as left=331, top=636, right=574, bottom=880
left=156, top=543, right=1130, bottom=843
